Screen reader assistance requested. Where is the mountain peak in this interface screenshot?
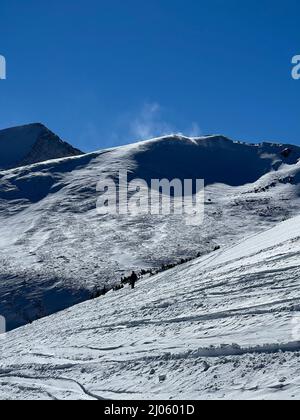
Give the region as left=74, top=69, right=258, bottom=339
left=0, top=123, right=83, bottom=170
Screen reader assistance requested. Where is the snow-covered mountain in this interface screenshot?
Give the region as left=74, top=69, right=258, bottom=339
left=0, top=123, right=83, bottom=170
left=1, top=128, right=300, bottom=399
left=1, top=132, right=300, bottom=331
left=1, top=210, right=300, bottom=399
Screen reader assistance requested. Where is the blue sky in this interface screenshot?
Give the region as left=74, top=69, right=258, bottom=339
left=0, top=0, right=299, bottom=151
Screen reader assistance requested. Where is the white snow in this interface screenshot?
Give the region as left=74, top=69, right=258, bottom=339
left=1, top=211, right=300, bottom=399
left=1, top=135, right=300, bottom=330
left=0, top=123, right=82, bottom=170
left=1, top=131, right=300, bottom=399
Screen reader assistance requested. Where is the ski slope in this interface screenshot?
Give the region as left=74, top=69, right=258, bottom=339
left=1, top=212, right=300, bottom=400
left=1, top=134, right=300, bottom=330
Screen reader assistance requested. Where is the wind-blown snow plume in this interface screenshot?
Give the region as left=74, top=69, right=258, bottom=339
left=130, top=103, right=201, bottom=140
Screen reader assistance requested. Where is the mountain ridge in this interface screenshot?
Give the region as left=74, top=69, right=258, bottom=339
left=0, top=123, right=83, bottom=170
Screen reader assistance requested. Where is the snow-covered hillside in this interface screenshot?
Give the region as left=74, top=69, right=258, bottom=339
left=1, top=211, right=300, bottom=400
left=0, top=123, right=83, bottom=170
left=1, top=133, right=300, bottom=331
left=1, top=133, right=300, bottom=330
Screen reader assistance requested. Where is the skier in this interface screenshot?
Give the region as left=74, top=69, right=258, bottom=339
left=129, top=271, right=138, bottom=289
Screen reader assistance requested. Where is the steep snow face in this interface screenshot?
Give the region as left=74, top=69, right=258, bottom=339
left=1, top=134, right=300, bottom=331
left=1, top=212, right=300, bottom=400
left=131, top=135, right=300, bottom=186
left=0, top=124, right=83, bottom=170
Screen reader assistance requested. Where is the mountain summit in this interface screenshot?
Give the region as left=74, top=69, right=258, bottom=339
left=0, top=123, right=83, bottom=170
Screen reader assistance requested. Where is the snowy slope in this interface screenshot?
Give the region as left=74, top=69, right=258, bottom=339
left=1, top=133, right=300, bottom=331
left=0, top=123, right=83, bottom=169
left=1, top=212, right=300, bottom=400
left=131, top=135, right=300, bottom=185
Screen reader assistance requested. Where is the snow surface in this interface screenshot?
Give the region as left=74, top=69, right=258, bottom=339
left=1, top=131, right=300, bottom=399
left=0, top=123, right=82, bottom=170
left=1, top=211, right=300, bottom=399
left=1, top=134, right=300, bottom=330
left=0, top=124, right=44, bottom=168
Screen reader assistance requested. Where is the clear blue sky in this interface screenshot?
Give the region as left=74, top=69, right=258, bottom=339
left=0, top=0, right=299, bottom=151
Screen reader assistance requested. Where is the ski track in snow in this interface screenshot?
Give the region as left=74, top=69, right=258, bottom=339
left=1, top=212, right=300, bottom=399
